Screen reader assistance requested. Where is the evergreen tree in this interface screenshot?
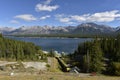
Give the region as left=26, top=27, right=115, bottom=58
left=0, top=36, right=45, bottom=61
left=89, top=40, right=104, bottom=73
left=83, top=50, right=90, bottom=73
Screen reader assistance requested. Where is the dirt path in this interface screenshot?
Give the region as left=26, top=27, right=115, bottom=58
left=0, top=61, right=16, bottom=66
left=0, top=61, right=47, bottom=71
left=22, top=62, right=47, bottom=70
left=47, top=57, right=61, bottom=72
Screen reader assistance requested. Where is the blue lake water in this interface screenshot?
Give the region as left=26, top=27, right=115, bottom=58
left=6, top=36, right=92, bottom=53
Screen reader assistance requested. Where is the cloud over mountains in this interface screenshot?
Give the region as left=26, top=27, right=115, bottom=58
left=35, top=0, right=59, bottom=12
left=15, top=14, right=37, bottom=21
left=55, top=10, right=120, bottom=24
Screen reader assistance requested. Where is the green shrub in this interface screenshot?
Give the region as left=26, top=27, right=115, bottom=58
left=110, top=62, right=120, bottom=76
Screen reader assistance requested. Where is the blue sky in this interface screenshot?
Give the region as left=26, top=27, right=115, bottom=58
left=0, top=0, right=120, bottom=28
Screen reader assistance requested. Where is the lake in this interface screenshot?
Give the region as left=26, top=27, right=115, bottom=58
left=6, top=36, right=92, bottom=53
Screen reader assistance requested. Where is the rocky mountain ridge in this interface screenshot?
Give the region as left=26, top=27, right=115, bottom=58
left=0, top=23, right=120, bottom=35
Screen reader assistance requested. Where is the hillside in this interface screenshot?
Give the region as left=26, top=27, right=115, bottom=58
left=72, top=23, right=114, bottom=34
left=0, top=34, right=45, bottom=61
left=72, top=35, right=120, bottom=76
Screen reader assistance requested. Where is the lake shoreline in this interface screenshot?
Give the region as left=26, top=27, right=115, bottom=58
left=5, top=34, right=97, bottom=38
left=5, top=35, right=93, bottom=40
left=5, top=36, right=92, bottom=53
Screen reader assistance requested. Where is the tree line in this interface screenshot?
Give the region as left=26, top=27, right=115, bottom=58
left=0, top=34, right=46, bottom=61
left=72, top=35, right=120, bottom=76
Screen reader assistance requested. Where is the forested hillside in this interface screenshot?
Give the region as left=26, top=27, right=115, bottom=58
left=0, top=34, right=45, bottom=61
left=73, top=35, right=120, bottom=76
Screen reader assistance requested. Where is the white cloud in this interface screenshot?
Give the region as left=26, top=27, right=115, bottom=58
left=35, top=0, right=59, bottom=12
left=55, top=10, right=120, bottom=24
left=36, top=4, right=59, bottom=12
left=59, top=18, right=70, bottom=23
left=40, top=15, right=51, bottom=20
left=87, top=10, right=120, bottom=22
left=15, top=14, right=37, bottom=21
left=10, top=20, right=19, bottom=24
left=44, top=0, right=52, bottom=5
left=71, top=14, right=90, bottom=22
left=55, top=14, right=74, bottom=24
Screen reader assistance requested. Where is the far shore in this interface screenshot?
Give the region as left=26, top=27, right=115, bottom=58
left=4, top=35, right=96, bottom=39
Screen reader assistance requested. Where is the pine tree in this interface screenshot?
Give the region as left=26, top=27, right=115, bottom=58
left=89, top=40, right=104, bottom=73
left=83, top=50, right=90, bottom=72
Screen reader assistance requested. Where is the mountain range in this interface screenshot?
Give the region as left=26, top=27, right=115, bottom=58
left=0, top=23, right=120, bottom=35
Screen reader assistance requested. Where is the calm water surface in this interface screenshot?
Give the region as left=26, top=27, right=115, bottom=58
left=6, top=36, right=92, bottom=53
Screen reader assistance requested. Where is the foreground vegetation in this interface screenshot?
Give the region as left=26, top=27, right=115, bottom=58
left=1, top=33, right=120, bottom=79
left=71, top=35, right=120, bottom=76
left=0, top=34, right=47, bottom=61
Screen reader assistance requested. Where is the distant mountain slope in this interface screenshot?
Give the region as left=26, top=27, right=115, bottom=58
left=0, top=27, right=15, bottom=34
left=116, top=29, right=120, bottom=34
left=72, top=23, right=115, bottom=34
left=0, top=23, right=118, bottom=35
left=10, top=26, right=69, bottom=35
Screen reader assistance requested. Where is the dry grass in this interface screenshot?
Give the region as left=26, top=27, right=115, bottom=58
left=0, top=72, right=119, bottom=80
left=48, top=58, right=62, bottom=72
left=0, top=59, right=119, bottom=80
